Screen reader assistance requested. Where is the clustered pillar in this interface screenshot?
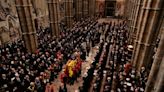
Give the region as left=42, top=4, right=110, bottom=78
left=75, top=0, right=83, bottom=21
left=47, top=0, right=61, bottom=38
left=82, top=0, right=89, bottom=18
left=75, top=0, right=95, bottom=21
left=125, top=0, right=133, bottom=43
left=132, top=0, right=164, bottom=71
left=64, top=0, right=74, bottom=28
left=128, top=0, right=139, bottom=45
left=15, top=0, right=38, bottom=53
left=124, top=0, right=164, bottom=91
left=123, top=0, right=129, bottom=18
left=131, top=0, right=143, bottom=62
left=89, top=0, right=96, bottom=17
left=145, top=21, right=164, bottom=92
left=125, top=0, right=143, bottom=46
left=125, top=0, right=132, bottom=25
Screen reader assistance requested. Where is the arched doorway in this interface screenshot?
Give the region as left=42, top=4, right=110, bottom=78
left=105, top=0, right=116, bottom=17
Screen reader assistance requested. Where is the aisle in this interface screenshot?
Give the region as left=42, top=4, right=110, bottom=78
left=50, top=45, right=100, bottom=92
left=48, top=18, right=115, bottom=92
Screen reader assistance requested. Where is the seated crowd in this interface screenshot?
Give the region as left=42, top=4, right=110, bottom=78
left=0, top=17, right=101, bottom=92
left=79, top=20, right=148, bottom=92
left=0, top=17, right=148, bottom=92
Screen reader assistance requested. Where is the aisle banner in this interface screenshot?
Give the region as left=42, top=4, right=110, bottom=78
left=96, top=0, right=105, bottom=16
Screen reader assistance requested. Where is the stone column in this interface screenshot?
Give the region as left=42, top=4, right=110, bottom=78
left=59, top=0, right=65, bottom=22
left=89, top=0, right=96, bottom=17
left=131, top=0, right=143, bottom=47
left=64, top=0, right=74, bottom=28
left=127, top=0, right=132, bottom=19
left=82, top=0, right=89, bottom=18
left=131, top=0, right=139, bottom=44
left=132, top=0, right=143, bottom=66
left=47, top=0, right=61, bottom=38
left=124, top=0, right=129, bottom=18
left=75, top=0, right=83, bottom=21
left=126, top=0, right=133, bottom=40
left=128, top=0, right=134, bottom=26
left=153, top=58, right=164, bottom=92
left=132, top=0, right=164, bottom=71
left=128, top=0, right=138, bottom=44
left=145, top=21, right=164, bottom=92
left=15, top=0, right=38, bottom=53
left=126, top=0, right=132, bottom=25
left=153, top=57, right=164, bottom=92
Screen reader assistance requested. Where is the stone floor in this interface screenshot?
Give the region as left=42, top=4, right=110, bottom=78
left=49, top=46, right=99, bottom=92
left=46, top=18, right=121, bottom=92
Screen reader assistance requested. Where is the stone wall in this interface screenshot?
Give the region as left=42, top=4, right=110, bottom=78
left=0, top=0, right=20, bottom=45
left=0, top=0, right=50, bottom=45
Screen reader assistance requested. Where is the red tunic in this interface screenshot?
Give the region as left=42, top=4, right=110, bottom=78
left=60, top=73, right=65, bottom=83
left=124, top=63, right=132, bottom=74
